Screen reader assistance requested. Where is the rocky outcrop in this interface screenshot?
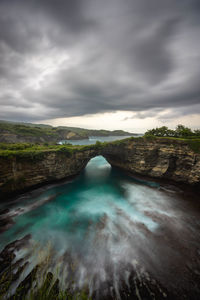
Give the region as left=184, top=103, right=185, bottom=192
left=0, top=130, right=88, bottom=144
left=0, top=138, right=200, bottom=198
left=0, top=149, right=98, bottom=198
left=0, top=133, right=56, bottom=144
left=103, top=138, right=200, bottom=187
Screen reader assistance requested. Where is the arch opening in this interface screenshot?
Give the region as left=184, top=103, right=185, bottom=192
left=83, top=155, right=112, bottom=182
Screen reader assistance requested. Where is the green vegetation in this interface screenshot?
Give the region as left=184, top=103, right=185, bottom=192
left=187, top=139, right=200, bottom=153
left=0, top=142, right=109, bottom=160
left=143, top=125, right=200, bottom=153
left=0, top=122, right=57, bottom=137
left=0, top=269, right=91, bottom=300
left=0, top=239, right=92, bottom=300
left=56, top=126, right=134, bottom=137
left=0, top=125, right=200, bottom=160
left=0, top=120, right=134, bottom=143
left=145, top=124, right=200, bottom=138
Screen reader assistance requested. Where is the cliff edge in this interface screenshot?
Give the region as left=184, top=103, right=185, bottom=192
left=0, top=137, right=199, bottom=198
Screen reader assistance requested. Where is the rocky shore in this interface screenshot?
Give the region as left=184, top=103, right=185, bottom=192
left=0, top=233, right=175, bottom=300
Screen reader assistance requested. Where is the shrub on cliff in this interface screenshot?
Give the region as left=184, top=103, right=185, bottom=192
left=145, top=125, right=200, bottom=139
left=95, top=140, right=102, bottom=149
left=57, top=146, right=73, bottom=156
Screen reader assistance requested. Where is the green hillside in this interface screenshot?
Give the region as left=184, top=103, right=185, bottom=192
left=0, top=120, right=136, bottom=144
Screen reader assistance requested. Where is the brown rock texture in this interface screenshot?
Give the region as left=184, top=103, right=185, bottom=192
left=0, top=149, right=98, bottom=198
left=0, top=138, right=200, bottom=198
left=102, top=138, right=200, bottom=187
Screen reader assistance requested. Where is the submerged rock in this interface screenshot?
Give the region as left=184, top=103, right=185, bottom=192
left=48, top=278, right=60, bottom=300
left=9, top=265, right=39, bottom=300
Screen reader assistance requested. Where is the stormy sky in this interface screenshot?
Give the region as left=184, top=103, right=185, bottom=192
left=0, top=0, right=200, bottom=132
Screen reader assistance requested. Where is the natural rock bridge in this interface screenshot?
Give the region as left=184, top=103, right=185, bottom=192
left=0, top=138, right=200, bottom=198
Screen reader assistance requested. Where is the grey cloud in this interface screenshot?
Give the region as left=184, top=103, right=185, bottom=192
left=38, top=0, right=95, bottom=32
left=0, top=0, right=200, bottom=123
left=130, top=18, right=180, bottom=84
left=123, top=109, right=163, bottom=121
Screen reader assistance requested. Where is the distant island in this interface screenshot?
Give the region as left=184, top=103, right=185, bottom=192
left=0, top=120, right=138, bottom=144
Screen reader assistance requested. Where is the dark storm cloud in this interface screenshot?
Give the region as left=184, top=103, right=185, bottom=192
left=131, top=18, right=179, bottom=83
left=0, top=0, right=200, bottom=122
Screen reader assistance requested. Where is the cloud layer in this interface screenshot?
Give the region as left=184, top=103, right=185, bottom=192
left=0, top=0, right=200, bottom=124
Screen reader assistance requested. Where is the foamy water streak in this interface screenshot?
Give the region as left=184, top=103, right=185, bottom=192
left=1, top=156, right=200, bottom=298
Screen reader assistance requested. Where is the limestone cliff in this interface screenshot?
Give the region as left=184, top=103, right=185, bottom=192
left=103, top=138, right=200, bottom=187
left=0, top=149, right=97, bottom=198
left=0, top=138, right=200, bottom=198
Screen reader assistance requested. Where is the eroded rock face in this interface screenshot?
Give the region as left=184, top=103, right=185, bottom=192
left=103, top=138, right=200, bottom=187
left=0, top=138, right=199, bottom=198
left=0, top=149, right=98, bottom=198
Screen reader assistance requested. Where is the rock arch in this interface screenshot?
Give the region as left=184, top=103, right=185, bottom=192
left=0, top=138, right=200, bottom=198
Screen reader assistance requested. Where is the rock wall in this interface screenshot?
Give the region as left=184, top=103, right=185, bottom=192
left=0, top=138, right=200, bottom=199
left=0, top=149, right=98, bottom=198
left=103, top=138, right=200, bottom=187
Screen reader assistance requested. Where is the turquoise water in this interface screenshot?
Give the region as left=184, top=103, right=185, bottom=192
left=1, top=155, right=200, bottom=295
left=0, top=156, right=160, bottom=249
left=59, top=135, right=138, bottom=145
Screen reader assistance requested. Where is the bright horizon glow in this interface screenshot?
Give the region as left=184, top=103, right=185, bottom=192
left=39, top=110, right=200, bottom=133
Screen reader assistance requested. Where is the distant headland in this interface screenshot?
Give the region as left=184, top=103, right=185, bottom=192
left=0, top=120, right=139, bottom=144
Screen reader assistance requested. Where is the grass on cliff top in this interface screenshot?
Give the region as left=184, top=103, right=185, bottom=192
left=0, top=142, right=107, bottom=159
left=108, top=135, right=200, bottom=153
left=142, top=135, right=200, bottom=152
left=0, top=136, right=200, bottom=158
